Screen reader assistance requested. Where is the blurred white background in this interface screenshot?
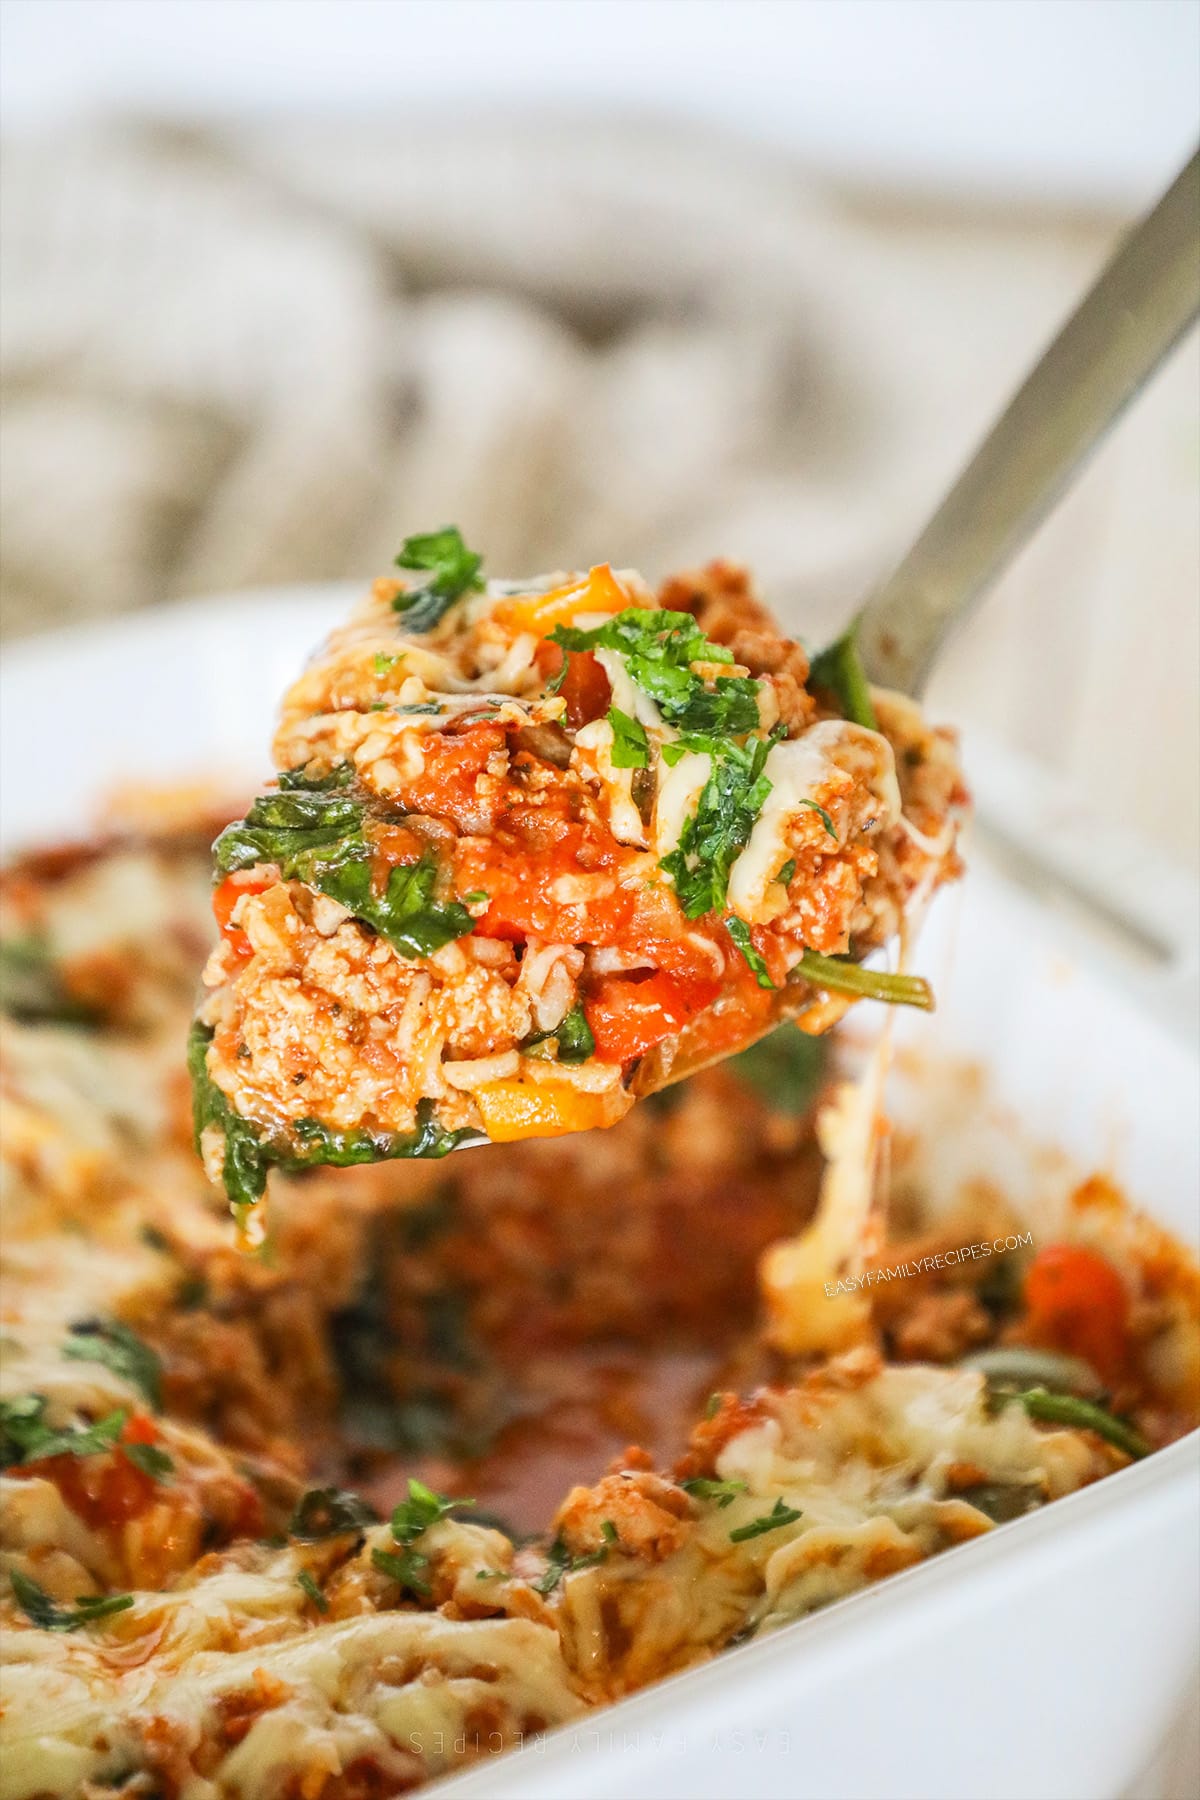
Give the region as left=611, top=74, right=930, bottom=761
left=1, top=0, right=1198, bottom=872
left=3, top=0, right=1198, bottom=203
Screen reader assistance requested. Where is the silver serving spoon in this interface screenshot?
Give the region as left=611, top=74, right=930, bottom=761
left=642, top=155, right=1199, bottom=1093
left=857, top=148, right=1200, bottom=697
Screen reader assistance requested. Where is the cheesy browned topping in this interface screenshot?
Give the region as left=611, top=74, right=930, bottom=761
left=2, top=800, right=1197, bottom=1800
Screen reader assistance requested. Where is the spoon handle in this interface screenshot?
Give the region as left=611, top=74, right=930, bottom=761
left=857, top=149, right=1200, bottom=697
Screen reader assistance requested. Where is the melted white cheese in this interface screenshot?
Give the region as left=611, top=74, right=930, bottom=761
left=652, top=749, right=712, bottom=860
left=726, top=722, right=902, bottom=924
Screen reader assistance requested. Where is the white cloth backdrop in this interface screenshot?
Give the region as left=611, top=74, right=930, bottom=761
left=1, top=116, right=1196, bottom=867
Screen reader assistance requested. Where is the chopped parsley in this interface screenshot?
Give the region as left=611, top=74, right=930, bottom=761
left=795, top=950, right=933, bottom=1011
left=659, top=730, right=777, bottom=918
left=63, top=1319, right=162, bottom=1410
left=9, top=1569, right=134, bottom=1632
left=371, top=1544, right=431, bottom=1596
left=296, top=1569, right=329, bottom=1612
left=533, top=1525, right=616, bottom=1592
left=393, top=526, right=485, bottom=633
left=724, top=916, right=775, bottom=989
left=0, top=1396, right=171, bottom=1481
left=994, top=1388, right=1149, bottom=1460
left=121, top=1441, right=174, bottom=1481
left=776, top=858, right=796, bottom=886
left=729, top=1497, right=803, bottom=1542
left=550, top=608, right=761, bottom=737
left=0, top=1397, right=125, bottom=1468
left=607, top=706, right=649, bottom=769
left=369, top=1479, right=474, bottom=1600
left=373, top=652, right=402, bottom=674
left=681, top=1476, right=748, bottom=1509
left=289, top=1486, right=379, bottom=1540
left=798, top=799, right=838, bottom=840
left=390, top=1478, right=474, bottom=1544
left=808, top=621, right=878, bottom=731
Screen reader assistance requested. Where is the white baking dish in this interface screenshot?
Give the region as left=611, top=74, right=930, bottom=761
left=2, top=588, right=1197, bottom=1800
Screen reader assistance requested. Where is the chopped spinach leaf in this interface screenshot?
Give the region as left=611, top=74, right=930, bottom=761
left=808, top=621, right=878, bottom=730
left=277, top=764, right=354, bottom=791
left=776, top=858, right=796, bottom=886
left=290, top=1486, right=379, bottom=1540
left=555, top=1003, right=596, bottom=1063
left=724, top=916, right=775, bottom=989
left=795, top=950, right=933, bottom=1011
left=214, top=790, right=473, bottom=962
left=64, top=1320, right=162, bottom=1410
left=296, top=1569, right=329, bottom=1612
left=995, top=1388, right=1149, bottom=1460
left=681, top=1476, right=748, bottom=1508
left=729, top=1497, right=803, bottom=1542
left=188, top=1022, right=270, bottom=1213
left=9, top=1569, right=134, bottom=1632
left=607, top=706, right=649, bottom=769
left=289, top=1103, right=486, bottom=1170
left=393, top=526, right=485, bottom=632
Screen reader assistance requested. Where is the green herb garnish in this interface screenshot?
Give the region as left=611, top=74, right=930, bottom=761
left=393, top=526, right=485, bottom=633
left=296, top=1569, right=329, bottom=1612
left=9, top=1570, right=134, bottom=1632
left=776, top=859, right=796, bottom=886
left=808, top=621, right=877, bottom=731
left=607, top=706, right=649, bottom=769
left=660, top=731, right=777, bottom=918
left=371, top=1544, right=431, bottom=1596
left=63, top=1320, right=162, bottom=1410
left=729, top=1497, right=803, bottom=1542
left=799, top=800, right=837, bottom=840
left=555, top=1003, right=595, bottom=1063
left=188, top=1021, right=270, bottom=1216
left=0, top=1397, right=125, bottom=1468
left=121, top=1441, right=174, bottom=1481
left=390, top=1478, right=474, bottom=1544
left=214, top=790, right=474, bottom=962
left=795, top=949, right=933, bottom=1011
left=995, top=1388, right=1149, bottom=1460
left=550, top=608, right=760, bottom=737
left=681, top=1476, right=748, bottom=1509
left=724, top=916, right=775, bottom=989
